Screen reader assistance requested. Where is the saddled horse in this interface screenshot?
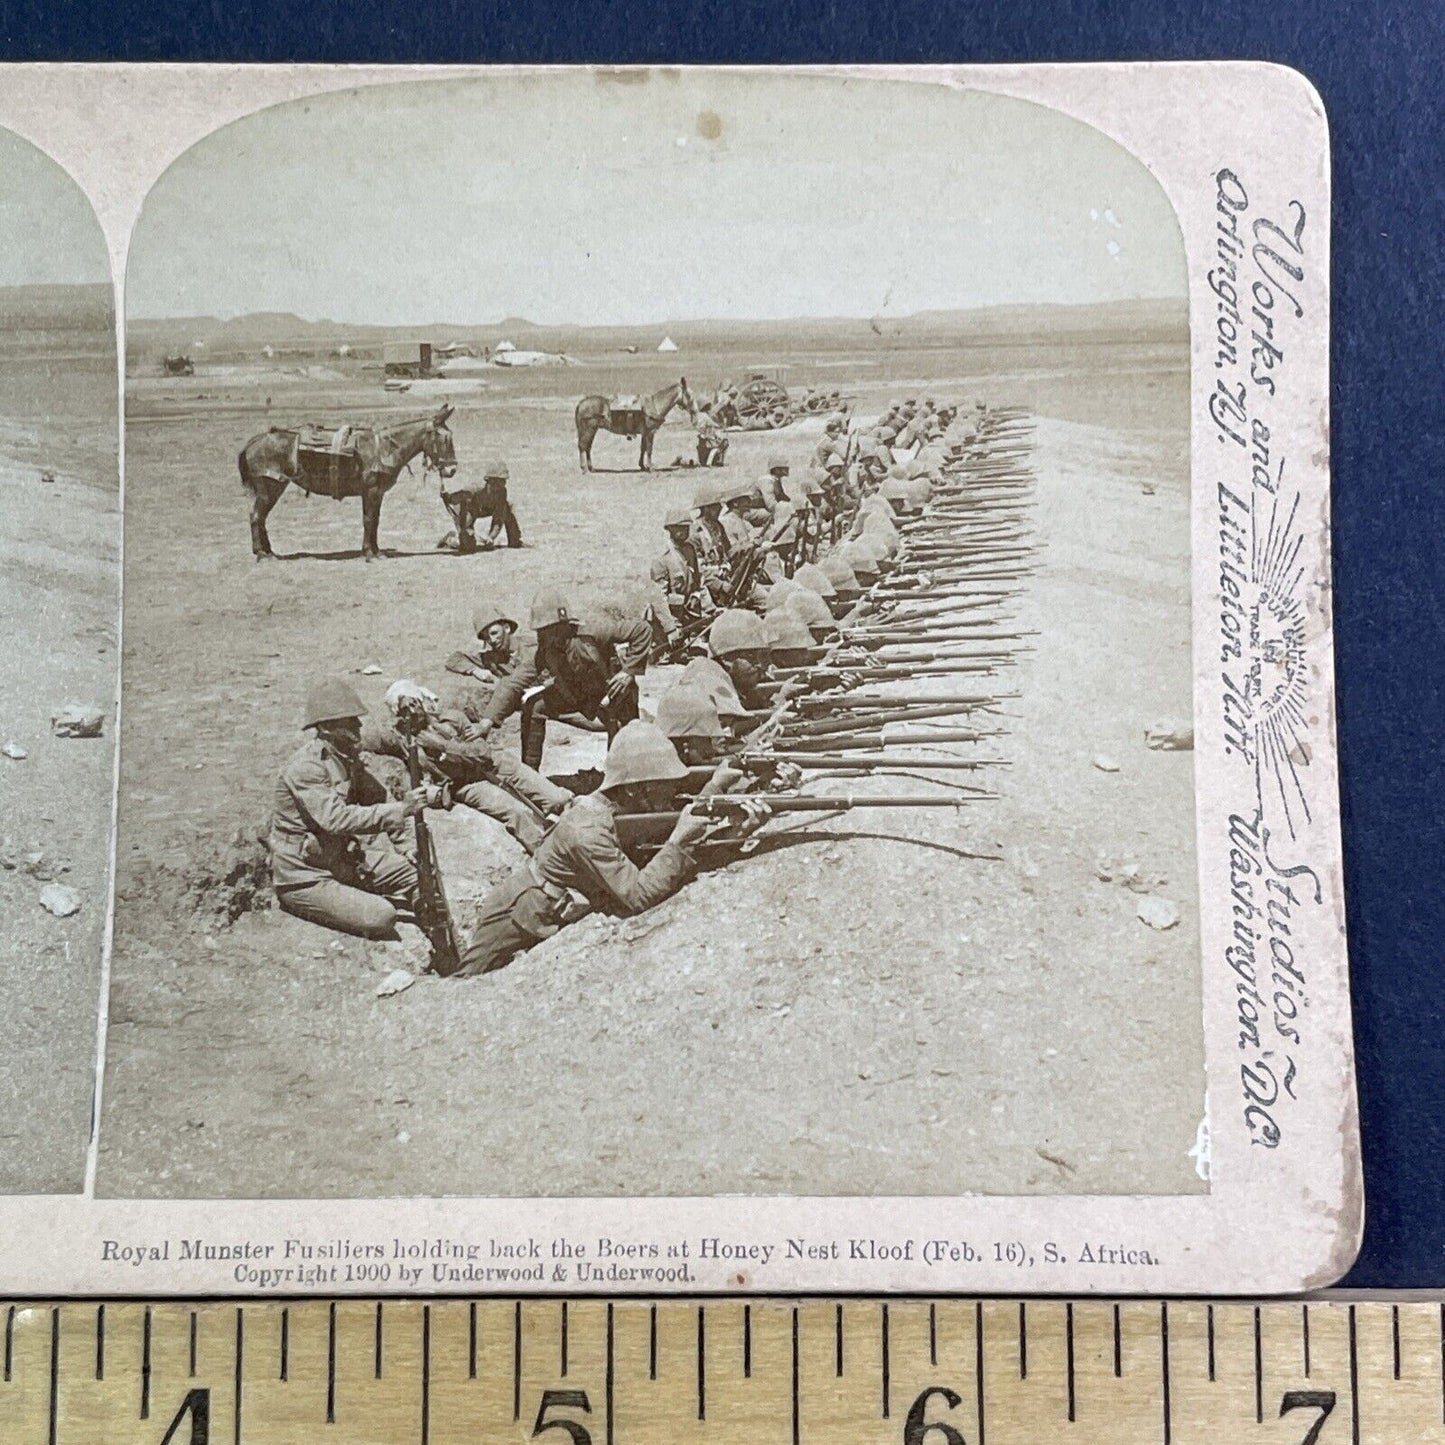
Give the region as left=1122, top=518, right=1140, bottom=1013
left=574, top=378, right=695, bottom=472
left=238, top=406, right=457, bottom=561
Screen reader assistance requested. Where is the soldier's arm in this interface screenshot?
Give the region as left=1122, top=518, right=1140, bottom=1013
left=286, top=757, right=404, bottom=837
left=482, top=647, right=543, bottom=725
left=444, top=643, right=491, bottom=679
left=572, top=823, right=697, bottom=915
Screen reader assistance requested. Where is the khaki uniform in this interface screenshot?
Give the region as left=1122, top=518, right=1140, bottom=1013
left=649, top=538, right=705, bottom=618
left=360, top=712, right=568, bottom=854
left=270, top=738, right=416, bottom=939
left=457, top=792, right=698, bottom=975
left=691, top=513, right=730, bottom=568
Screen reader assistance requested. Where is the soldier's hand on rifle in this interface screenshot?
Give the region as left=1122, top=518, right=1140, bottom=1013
left=704, top=759, right=746, bottom=794
left=467, top=718, right=496, bottom=740
left=605, top=670, right=634, bottom=705
left=669, top=804, right=714, bottom=850
left=770, top=762, right=804, bottom=791
left=714, top=797, right=772, bottom=840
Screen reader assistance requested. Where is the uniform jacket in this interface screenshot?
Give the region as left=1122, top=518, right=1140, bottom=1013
left=721, top=508, right=756, bottom=552
left=483, top=613, right=651, bottom=725
left=533, top=792, right=696, bottom=916
left=691, top=514, right=730, bottom=566
left=270, top=738, right=406, bottom=889
left=649, top=539, right=703, bottom=605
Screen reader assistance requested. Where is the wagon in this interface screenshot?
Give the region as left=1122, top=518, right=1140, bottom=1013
left=732, top=376, right=791, bottom=430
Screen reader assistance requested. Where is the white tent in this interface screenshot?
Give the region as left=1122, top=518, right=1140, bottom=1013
left=657, top=336, right=678, bottom=353
left=494, top=339, right=516, bottom=353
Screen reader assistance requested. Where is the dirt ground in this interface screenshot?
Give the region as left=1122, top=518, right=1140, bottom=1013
left=0, top=338, right=118, bottom=1194
left=97, top=317, right=1204, bottom=1199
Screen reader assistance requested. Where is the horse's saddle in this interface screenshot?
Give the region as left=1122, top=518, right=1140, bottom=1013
left=607, top=396, right=645, bottom=435
left=294, top=424, right=362, bottom=496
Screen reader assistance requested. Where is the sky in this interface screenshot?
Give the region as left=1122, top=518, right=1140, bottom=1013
left=0, top=128, right=109, bottom=288
left=129, top=72, right=1186, bottom=327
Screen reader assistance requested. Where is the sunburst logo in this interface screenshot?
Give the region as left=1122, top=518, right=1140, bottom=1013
left=1247, top=492, right=1312, bottom=838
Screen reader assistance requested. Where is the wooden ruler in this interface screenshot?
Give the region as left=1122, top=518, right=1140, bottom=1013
left=0, top=1298, right=1439, bottom=1442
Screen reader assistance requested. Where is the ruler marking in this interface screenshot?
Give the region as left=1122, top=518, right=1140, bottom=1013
left=1113, top=1303, right=1122, bottom=1378
left=47, top=1308, right=59, bottom=1445
left=929, top=1303, right=937, bottom=1368
left=189, top=1311, right=198, bottom=1379
left=881, top=1304, right=891, bottom=1419
left=791, top=1317, right=803, bottom=1445
left=325, top=1302, right=336, bottom=1424
left=233, top=1307, right=244, bottom=1445
left=1440, top=1303, right=1444, bottom=1424
left=744, top=1304, right=752, bottom=1379
left=95, top=1303, right=104, bottom=1381
left=1393, top=1304, right=1401, bottom=1381
left=280, top=1308, right=289, bottom=1382
left=697, top=1306, right=707, bottom=1420
left=835, top=1304, right=844, bottom=1378
left=1206, top=1304, right=1215, bottom=1382
left=142, top=1305, right=153, bottom=1420
left=1303, top=1303, right=1311, bottom=1378
left=1018, top=1302, right=1027, bottom=1380
left=975, top=1301, right=986, bottom=1445
left=605, top=1303, right=615, bottom=1445
left=421, top=1305, right=431, bottom=1445
left=1349, top=1304, right=1360, bottom=1445
left=560, top=1301, right=568, bottom=1378
left=4, top=1304, right=13, bottom=1381
left=1161, top=1303, right=1172, bottom=1445
left=374, top=1301, right=384, bottom=1379
left=513, top=1300, right=522, bottom=1422
left=648, top=1304, right=657, bottom=1381
left=1065, top=1303, right=1075, bottom=1423
left=468, top=1301, right=477, bottom=1380
left=1253, top=1305, right=1262, bottom=1424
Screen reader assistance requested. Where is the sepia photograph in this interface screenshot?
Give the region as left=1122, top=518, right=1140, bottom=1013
left=0, top=128, right=118, bottom=1193
left=95, top=71, right=1208, bottom=1203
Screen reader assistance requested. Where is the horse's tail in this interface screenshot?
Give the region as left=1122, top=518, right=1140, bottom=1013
left=237, top=445, right=252, bottom=490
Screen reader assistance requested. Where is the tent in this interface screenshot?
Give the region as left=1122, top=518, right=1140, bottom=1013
left=657, top=336, right=678, bottom=353
left=494, top=340, right=516, bottom=353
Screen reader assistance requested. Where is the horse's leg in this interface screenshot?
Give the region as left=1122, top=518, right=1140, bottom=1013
left=250, top=476, right=286, bottom=560
left=361, top=482, right=384, bottom=561
left=639, top=425, right=650, bottom=472
left=578, top=420, right=595, bottom=473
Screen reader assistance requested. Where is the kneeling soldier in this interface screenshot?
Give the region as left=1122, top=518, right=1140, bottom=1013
left=270, top=679, right=439, bottom=940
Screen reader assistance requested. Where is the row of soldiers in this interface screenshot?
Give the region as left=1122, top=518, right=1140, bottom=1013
left=269, top=394, right=977, bottom=976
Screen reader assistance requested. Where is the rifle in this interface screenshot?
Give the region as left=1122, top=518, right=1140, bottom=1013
left=652, top=608, right=715, bottom=665
left=615, top=791, right=991, bottom=847
left=393, top=697, right=462, bottom=976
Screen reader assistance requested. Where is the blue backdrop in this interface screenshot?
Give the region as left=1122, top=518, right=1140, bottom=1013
left=2, top=0, right=1438, bottom=1288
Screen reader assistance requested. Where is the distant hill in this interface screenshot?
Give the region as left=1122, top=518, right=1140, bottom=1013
left=0, top=282, right=112, bottom=333
left=127, top=296, right=1186, bottom=361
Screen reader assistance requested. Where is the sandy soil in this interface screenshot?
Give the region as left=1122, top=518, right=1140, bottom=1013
left=0, top=348, right=118, bottom=1194
left=98, top=323, right=1203, bottom=1199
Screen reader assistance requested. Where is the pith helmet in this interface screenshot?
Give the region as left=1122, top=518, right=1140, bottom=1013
left=664, top=507, right=693, bottom=530
left=768, top=454, right=789, bottom=472
left=855, top=524, right=898, bottom=560
left=680, top=657, right=750, bottom=720
left=724, top=481, right=755, bottom=503
left=763, top=578, right=804, bottom=613
left=764, top=608, right=816, bottom=652
left=708, top=608, right=768, bottom=657
left=880, top=475, right=912, bottom=506
left=528, top=587, right=574, bottom=631
left=839, top=540, right=881, bottom=579
left=693, top=481, right=721, bottom=508
left=472, top=598, right=518, bottom=635
left=904, top=476, right=934, bottom=507
left=785, top=587, right=834, bottom=636
left=484, top=458, right=510, bottom=481
left=304, top=678, right=366, bottom=729
left=793, top=562, right=837, bottom=599
left=804, top=477, right=825, bottom=498
left=824, top=414, right=845, bottom=433
left=824, top=450, right=847, bottom=472
left=820, top=554, right=862, bottom=592
left=600, top=720, right=689, bottom=791
left=655, top=683, right=725, bottom=741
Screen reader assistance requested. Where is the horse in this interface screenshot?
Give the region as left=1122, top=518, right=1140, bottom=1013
left=237, top=405, right=457, bottom=561
left=574, top=378, right=695, bottom=472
